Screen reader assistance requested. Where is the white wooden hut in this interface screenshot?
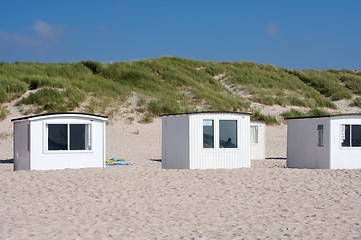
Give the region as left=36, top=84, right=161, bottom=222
left=12, top=112, right=108, bottom=171
left=162, top=111, right=251, bottom=169
left=286, top=114, right=361, bottom=169
left=250, top=121, right=266, bottom=160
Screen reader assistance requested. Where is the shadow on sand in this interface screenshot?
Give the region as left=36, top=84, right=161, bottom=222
left=0, top=159, right=13, bottom=164
left=149, top=159, right=162, bottom=163
left=265, top=157, right=287, bottom=160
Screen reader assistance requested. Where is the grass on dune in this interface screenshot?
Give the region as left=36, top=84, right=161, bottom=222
left=282, top=108, right=330, bottom=118
left=0, top=57, right=360, bottom=122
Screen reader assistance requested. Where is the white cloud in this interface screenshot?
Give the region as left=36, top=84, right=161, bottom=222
left=33, top=20, right=65, bottom=38
left=266, top=22, right=279, bottom=37
left=0, top=20, right=66, bottom=55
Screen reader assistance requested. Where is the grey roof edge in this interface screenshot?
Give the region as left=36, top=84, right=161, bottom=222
left=285, top=113, right=361, bottom=120
left=11, top=112, right=108, bottom=122
left=160, top=111, right=252, bottom=117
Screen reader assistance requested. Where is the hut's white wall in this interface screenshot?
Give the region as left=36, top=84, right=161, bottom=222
left=13, top=121, right=30, bottom=171
left=28, top=116, right=105, bottom=170
left=162, top=115, right=190, bottom=169
left=250, top=121, right=266, bottom=160
left=287, top=118, right=330, bottom=169
left=189, top=113, right=250, bottom=169
left=329, top=116, right=361, bottom=169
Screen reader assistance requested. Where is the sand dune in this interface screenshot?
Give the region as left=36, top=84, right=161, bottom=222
left=1, top=117, right=361, bottom=239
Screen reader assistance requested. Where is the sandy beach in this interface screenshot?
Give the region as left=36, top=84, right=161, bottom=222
left=1, top=116, right=361, bottom=239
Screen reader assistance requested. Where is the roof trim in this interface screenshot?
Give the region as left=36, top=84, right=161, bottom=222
left=285, top=113, right=361, bottom=120
left=160, top=111, right=251, bottom=117
left=11, top=112, right=108, bottom=122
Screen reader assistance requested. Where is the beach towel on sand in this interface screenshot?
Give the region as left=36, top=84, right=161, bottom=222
left=106, top=158, right=131, bottom=166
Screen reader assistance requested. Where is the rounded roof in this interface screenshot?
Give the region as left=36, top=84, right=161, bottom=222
left=11, top=112, right=108, bottom=122
left=160, top=111, right=251, bottom=117
left=285, top=113, right=361, bottom=120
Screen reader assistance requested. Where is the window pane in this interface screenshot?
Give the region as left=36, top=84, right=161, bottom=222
left=220, top=120, right=237, bottom=148
left=317, top=125, right=323, bottom=147
left=70, top=124, right=91, bottom=150
left=251, top=126, right=259, bottom=144
left=48, top=124, right=68, bottom=150
left=341, top=124, right=350, bottom=147
left=203, top=120, right=214, bottom=148
left=351, top=125, right=361, bottom=147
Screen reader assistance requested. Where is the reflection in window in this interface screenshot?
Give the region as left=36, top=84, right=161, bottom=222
left=219, top=120, right=237, bottom=148
left=47, top=124, right=91, bottom=151
left=250, top=126, right=259, bottom=144
left=352, top=125, right=361, bottom=147
left=70, top=124, right=92, bottom=150
left=203, top=119, right=214, bottom=148
left=341, top=124, right=351, bottom=147
left=48, top=124, right=68, bottom=150
left=341, top=124, right=361, bottom=147
left=317, top=125, right=324, bottom=147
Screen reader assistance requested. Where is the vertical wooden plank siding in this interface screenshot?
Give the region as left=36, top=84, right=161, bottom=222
left=330, top=116, right=361, bottom=169
left=189, top=113, right=250, bottom=169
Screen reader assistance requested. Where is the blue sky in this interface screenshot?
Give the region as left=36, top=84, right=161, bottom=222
left=0, top=1, right=360, bottom=70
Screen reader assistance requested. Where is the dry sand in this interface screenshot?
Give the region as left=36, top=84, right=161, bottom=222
left=1, top=116, right=361, bottom=239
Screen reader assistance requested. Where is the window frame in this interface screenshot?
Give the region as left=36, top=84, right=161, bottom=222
left=203, top=119, right=215, bottom=149
left=250, top=125, right=259, bottom=145
left=44, top=122, right=93, bottom=153
left=341, top=124, right=361, bottom=148
left=317, top=125, right=324, bottom=147
left=202, top=118, right=239, bottom=150
left=219, top=119, right=238, bottom=149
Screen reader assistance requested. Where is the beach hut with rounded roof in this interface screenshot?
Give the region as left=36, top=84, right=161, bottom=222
left=286, top=114, right=361, bottom=169
left=12, top=112, right=108, bottom=171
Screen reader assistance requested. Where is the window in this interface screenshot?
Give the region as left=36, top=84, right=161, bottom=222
left=342, top=124, right=361, bottom=147
left=48, top=124, right=68, bottom=150
left=70, top=124, right=91, bottom=150
left=250, top=126, right=259, bottom=144
left=47, top=124, right=91, bottom=151
left=219, top=120, right=237, bottom=148
left=203, top=119, right=214, bottom=148
left=317, top=125, right=324, bottom=147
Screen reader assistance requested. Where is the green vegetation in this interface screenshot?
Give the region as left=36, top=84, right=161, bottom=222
left=282, top=109, right=305, bottom=118
left=352, top=97, right=361, bottom=108
left=17, top=88, right=86, bottom=113
left=281, top=108, right=329, bottom=118
left=0, top=57, right=360, bottom=123
left=306, top=108, right=330, bottom=117
left=221, top=62, right=337, bottom=109
left=252, top=110, right=278, bottom=125
left=0, top=105, right=7, bottom=120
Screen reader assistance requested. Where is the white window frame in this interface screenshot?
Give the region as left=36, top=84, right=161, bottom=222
left=341, top=124, right=361, bottom=148
left=202, top=118, right=239, bottom=150
left=203, top=119, right=215, bottom=149
left=219, top=119, right=238, bottom=149
left=250, top=125, right=259, bottom=145
left=44, top=122, right=93, bottom=153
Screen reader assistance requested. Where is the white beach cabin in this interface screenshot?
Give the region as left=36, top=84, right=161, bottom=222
left=12, top=112, right=108, bottom=171
left=250, top=121, right=266, bottom=160
left=162, top=112, right=251, bottom=169
left=286, top=114, right=361, bottom=169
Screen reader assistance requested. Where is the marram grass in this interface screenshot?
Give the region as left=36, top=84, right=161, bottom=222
left=0, top=57, right=360, bottom=122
